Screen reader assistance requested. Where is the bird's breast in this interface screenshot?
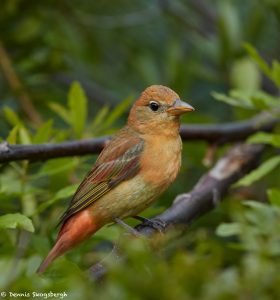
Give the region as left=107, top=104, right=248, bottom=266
left=89, top=134, right=183, bottom=222
left=141, top=134, right=182, bottom=188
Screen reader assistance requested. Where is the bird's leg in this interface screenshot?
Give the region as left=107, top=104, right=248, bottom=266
left=113, top=218, right=141, bottom=237
left=133, top=216, right=167, bottom=233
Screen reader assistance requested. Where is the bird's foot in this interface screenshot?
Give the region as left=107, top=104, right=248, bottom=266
left=113, top=217, right=141, bottom=237
left=133, top=216, right=167, bottom=233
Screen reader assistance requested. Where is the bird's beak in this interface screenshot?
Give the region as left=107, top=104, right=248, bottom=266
left=167, top=99, right=195, bottom=116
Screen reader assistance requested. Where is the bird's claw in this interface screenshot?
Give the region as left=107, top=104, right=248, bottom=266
left=134, top=216, right=167, bottom=233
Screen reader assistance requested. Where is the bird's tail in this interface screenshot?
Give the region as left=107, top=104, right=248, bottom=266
left=37, top=240, right=64, bottom=274
left=37, top=210, right=101, bottom=274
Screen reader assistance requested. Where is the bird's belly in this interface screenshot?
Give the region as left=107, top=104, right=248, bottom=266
left=89, top=175, right=161, bottom=222
left=89, top=136, right=182, bottom=224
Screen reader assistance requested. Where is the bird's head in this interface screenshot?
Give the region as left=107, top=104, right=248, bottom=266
left=128, top=85, right=194, bottom=135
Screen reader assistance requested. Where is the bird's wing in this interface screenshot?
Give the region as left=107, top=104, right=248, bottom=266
left=58, top=131, right=144, bottom=225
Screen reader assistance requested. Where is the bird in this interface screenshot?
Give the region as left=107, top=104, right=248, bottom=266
left=37, top=85, right=194, bottom=273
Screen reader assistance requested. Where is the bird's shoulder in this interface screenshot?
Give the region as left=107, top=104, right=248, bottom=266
left=96, top=126, right=144, bottom=165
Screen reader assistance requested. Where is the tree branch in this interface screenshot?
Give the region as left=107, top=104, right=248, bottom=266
left=0, top=112, right=276, bottom=164
left=89, top=142, right=265, bottom=279
left=180, top=112, right=277, bottom=143
left=0, top=137, right=108, bottom=164
left=136, top=143, right=264, bottom=235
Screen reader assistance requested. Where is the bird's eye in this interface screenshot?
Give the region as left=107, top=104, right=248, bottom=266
left=149, top=101, right=160, bottom=112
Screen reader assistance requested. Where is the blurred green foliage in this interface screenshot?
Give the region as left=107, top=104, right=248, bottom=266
left=0, top=0, right=280, bottom=299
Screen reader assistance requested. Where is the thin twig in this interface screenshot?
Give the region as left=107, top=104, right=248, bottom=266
left=0, top=137, right=109, bottom=164
left=74, top=4, right=161, bottom=28
left=0, top=40, right=42, bottom=125
left=180, top=112, right=277, bottom=143
left=0, top=112, right=276, bottom=164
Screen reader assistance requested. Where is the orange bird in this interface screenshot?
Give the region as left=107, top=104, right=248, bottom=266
left=37, top=85, right=194, bottom=273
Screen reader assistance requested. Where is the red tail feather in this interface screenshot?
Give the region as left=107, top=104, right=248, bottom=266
left=37, top=241, right=64, bottom=273
left=37, top=210, right=100, bottom=273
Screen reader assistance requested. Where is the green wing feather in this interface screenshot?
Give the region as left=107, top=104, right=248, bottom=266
left=58, top=131, right=144, bottom=225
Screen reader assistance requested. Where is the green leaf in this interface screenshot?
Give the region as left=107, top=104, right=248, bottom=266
left=235, top=156, right=280, bottom=187
left=68, top=81, right=88, bottom=138
left=54, top=184, right=78, bottom=199
left=0, top=213, right=34, bottom=232
left=212, top=91, right=253, bottom=108
left=49, top=102, right=71, bottom=124
left=19, top=127, right=32, bottom=144
left=102, top=96, right=133, bottom=129
left=36, top=184, right=78, bottom=213
left=248, top=132, right=280, bottom=147
left=230, top=90, right=255, bottom=107
left=38, top=157, right=79, bottom=177
left=244, top=44, right=280, bottom=89
left=33, top=120, right=53, bottom=143
left=250, top=91, right=280, bottom=110
left=90, top=105, right=110, bottom=133
left=267, top=189, right=280, bottom=207
left=244, top=43, right=271, bottom=79
left=272, top=60, right=280, bottom=88
left=6, top=126, right=19, bottom=144
left=22, top=193, right=37, bottom=217
left=230, top=57, right=261, bottom=93
left=3, top=107, right=22, bottom=127
left=0, top=171, right=22, bottom=195
left=242, top=201, right=276, bottom=231
left=216, top=223, right=241, bottom=237
left=213, top=88, right=280, bottom=110
left=243, top=200, right=267, bottom=210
